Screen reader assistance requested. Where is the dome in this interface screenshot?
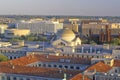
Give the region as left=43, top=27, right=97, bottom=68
left=61, top=28, right=75, bottom=42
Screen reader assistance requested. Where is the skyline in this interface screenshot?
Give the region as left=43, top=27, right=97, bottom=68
left=0, top=0, right=120, bottom=16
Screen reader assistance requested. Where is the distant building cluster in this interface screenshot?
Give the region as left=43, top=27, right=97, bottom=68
left=0, top=17, right=120, bottom=80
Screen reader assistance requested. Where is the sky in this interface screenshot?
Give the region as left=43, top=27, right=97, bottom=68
left=0, top=0, right=120, bottom=16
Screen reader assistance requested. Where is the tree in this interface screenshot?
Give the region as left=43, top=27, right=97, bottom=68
left=0, top=54, right=9, bottom=62
left=9, top=37, right=20, bottom=42
left=89, top=40, right=97, bottom=45
left=110, top=38, right=120, bottom=45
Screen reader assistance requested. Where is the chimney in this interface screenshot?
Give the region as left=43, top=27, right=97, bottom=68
left=46, top=54, right=49, bottom=58
left=12, top=65, right=15, bottom=69
left=59, top=69, right=62, bottom=73
left=63, top=73, right=67, bottom=80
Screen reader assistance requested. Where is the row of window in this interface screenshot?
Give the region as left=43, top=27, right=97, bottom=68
left=61, top=54, right=103, bottom=58
left=75, top=49, right=102, bottom=53
left=32, top=63, right=87, bottom=70
left=2, top=76, right=30, bottom=80
left=0, top=50, right=16, bottom=53
left=2, top=76, right=49, bottom=80
left=9, top=56, right=20, bottom=60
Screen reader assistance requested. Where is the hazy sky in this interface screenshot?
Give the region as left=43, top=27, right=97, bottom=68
left=0, top=0, right=120, bottom=16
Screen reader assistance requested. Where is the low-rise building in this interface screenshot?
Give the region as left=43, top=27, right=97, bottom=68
left=0, top=24, right=8, bottom=34
left=4, top=29, right=30, bottom=38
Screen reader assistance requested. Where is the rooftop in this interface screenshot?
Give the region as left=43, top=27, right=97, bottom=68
left=70, top=73, right=91, bottom=80
left=85, top=62, right=112, bottom=73
left=113, top=60, right=120, bottom=67
left=0, top=63, right=80, bottom=79
left=0, top=54, right=92, bottom=79
left=1, top=54, right=91, bottom=66
left=0, top=54, right=88, bottom=79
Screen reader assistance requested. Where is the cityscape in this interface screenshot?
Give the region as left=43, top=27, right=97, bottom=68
left=0, top=0, right=120, bottom=80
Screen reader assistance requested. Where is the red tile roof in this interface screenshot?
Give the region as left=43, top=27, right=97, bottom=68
left=1, top=54, right=91, bottom=66
left=85, top=62, right=112, bottom=73
left=0, top=63, right=80, bottom=79
left=113, top=59, right=120, bottom=67
left=0, top=54, right=89, bottom=79
left=70, top=73, right=91, bottom=80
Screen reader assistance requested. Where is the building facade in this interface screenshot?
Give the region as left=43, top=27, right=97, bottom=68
left=15, top=20, right=63, bottom=34
left=4, top=29, right=30, bottom=38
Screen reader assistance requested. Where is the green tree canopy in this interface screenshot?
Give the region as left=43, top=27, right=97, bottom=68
left=0, top=54, right=9, bottom=62
left=110, top=38, right=120, bottom=45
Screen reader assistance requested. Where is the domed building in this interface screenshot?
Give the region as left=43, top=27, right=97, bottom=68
left=52, top=28, right=81, bottom=47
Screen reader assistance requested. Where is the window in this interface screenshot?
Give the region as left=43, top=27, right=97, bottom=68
left=39, top=64, right=41, bottom=67
left=2, top=76, right=5, bottom=80
left=70, top=66, right=74, bottom=69
left=10, top=56, right=12, bottom=59
left=48, top=64, right=51, bottom=67
left=64, top=66, right=68, bottom=69
left=97, top=56, right=99, bottom=58
left=60, top=59, right=64, bottom=62
left=54, top=65, right=57, bottom=68
left=26, top=78, right=30, bottom=80
left=76, top=67, right=80, bottom=70
left=66, top=59, right=70, bottom=63
left=59, top=65, right=62, bottom=68
left=14, top=56, right=16, bottom=59
left=115, top=69, right=117, bottom=73
left=19, top=78, right=23, bottom=80
left=82, top=55, right=84, bottom=58
left=43, top=64, right=46, bottom=67
left=7, top=76, right=10, bottom=80
left=13, top=77, right=17, bottom=80
left=36, top=65, right=38, bottom=67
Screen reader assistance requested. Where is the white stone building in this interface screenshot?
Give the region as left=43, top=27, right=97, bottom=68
left=52, top=28, right=81, bottom=47
left=15, top=20, right=63, bottom=34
